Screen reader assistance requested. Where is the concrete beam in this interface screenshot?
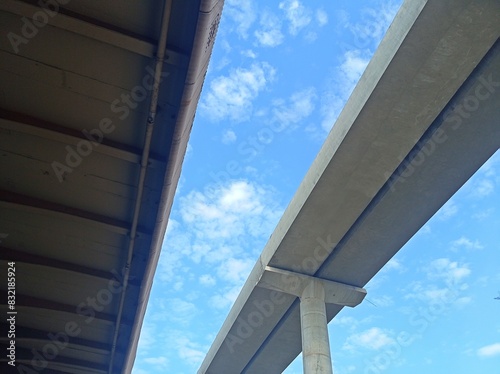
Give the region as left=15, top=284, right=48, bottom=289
left=258, top=266, right=366, bottom=307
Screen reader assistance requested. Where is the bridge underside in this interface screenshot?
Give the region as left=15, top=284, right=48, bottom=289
left=0, top=0, right=222, bottom=373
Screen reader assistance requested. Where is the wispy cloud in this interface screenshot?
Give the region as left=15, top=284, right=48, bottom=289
left=217, top=257, right=254, bottom=284
left=158, top=180, right=283, bottom=304
left=201, top=62, right=275, bottom=122
left=209, top=284, right=244, bottom=310
left=346, top=3, right=399, bottom=49
left=451, top=236, right=484, bottom=251
left=279, top=0, right=312, bottom=36
left=319, top=2, right=400, bottom=133
left=344, top=327, right=394, bottom=352
left=167, top=298, right=198, bottom=326
left=426, top=258, right=471, bottom=286
left=371, top=295, right=394, bottom=307
left=384, top=258, right=405, bottom=273
left=241, top=49, right=257, bottom=59
left=437, top=199, right=459, bottom=220
left=271, top=87, right=317, bottom=132
left=320, top=50, right=370, bottom=132
left=316, top=9, right=329, bottom=27
left=477, top=343, right=500, bottom=358
left=169, top=332, right=206, bottom=367
left=254, top=10, right=284, bottom=47
left=472, top=179, right=494, bottom=197
left=222, top=129, right=237, bottom=144
left=199, top=274, right=216, bottom=287
left=136, top=323, right=157, bottom=353
left=143, top=356, right=169, bottom=369
left=225, top=0, right=257, bottom=39
left=405, top=258, right=471, bottom=305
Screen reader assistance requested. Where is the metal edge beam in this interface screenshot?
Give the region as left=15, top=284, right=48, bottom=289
left=124, top=0, right=225, bottom=371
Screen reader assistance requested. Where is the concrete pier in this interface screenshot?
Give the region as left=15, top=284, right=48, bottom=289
left=300, top=281, right=333, bottom=374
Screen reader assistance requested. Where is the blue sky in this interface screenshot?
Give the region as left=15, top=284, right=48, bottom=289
left=132, top=1, right=500, bottom=373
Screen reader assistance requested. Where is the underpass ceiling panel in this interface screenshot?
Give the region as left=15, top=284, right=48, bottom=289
left=60, top=0, right=165, bottom=40
left=0, top=11, right=149, bottom=89
left=0, top=223, right=129, bottom=274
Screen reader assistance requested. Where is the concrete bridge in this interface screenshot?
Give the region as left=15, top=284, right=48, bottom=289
left=198, top=0, right=500, bottom=373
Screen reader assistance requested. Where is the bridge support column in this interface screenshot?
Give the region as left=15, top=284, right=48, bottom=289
left=257, top=266, right=367, bottom=374
left=300, top=281, right=333, bottom=374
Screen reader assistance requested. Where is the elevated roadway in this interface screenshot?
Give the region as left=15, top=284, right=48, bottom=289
left=199, top=0, right=500, bottom=372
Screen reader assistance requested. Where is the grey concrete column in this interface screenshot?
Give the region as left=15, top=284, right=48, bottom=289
left=300, top=280, right=333, bottom=374
left=257, top=266, right=365, bottom=373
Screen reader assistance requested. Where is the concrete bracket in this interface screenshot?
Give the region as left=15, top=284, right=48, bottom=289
left=258, top=266, right=367, bottom=307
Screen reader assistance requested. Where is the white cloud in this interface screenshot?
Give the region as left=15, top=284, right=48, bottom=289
left=340, top=50, right=370, bottom=84
left=316, top=9, right=328, bottom=27
left=222, top=129, right=237, bottom=144
left=180, top=180, right=281, bottom=241
left=451, top=236, right=484, bottom=251
left=157, top=219, right=191, bottom=283
left=143, top=356, right=169, bottom=368
left=320, top=50, right=370, bottom=132
left=225, top=0, right=257, bottom=39
left=137, top=323, right=156, bottom=352
left=133, top=369, right=149, bottom=374
left=405, top=258, right=471, bottom=305
left=168, top=299, right=197, bottom=326
left=348, top=3, right=400, bottom=49
left=279, top=0, right=312, bottom=35
left=371, top=295, right=394, bottom=307
left=209, top=285, right=243, bottom=310
left=455, top=296, right=472, bottom=307
left=201, top=62, right=275, bottom=122
left=172, top=334, right=206, bottom=366
left=199, top=274, right=216, bottom=286
left=332, top=316, right=358, bottom=327
left=472, top=179, right=494, bottom=197
left=217, top=257, right=254, bottom=284
left=438, top=199, right=458, bottom=220
left=319, top=3, right=399, bottom=133
left=161, top=180, right=283, bottom=301
left=254, top=10, right=284, bottom=47
left=304, top=31, right=318, bottom=43
left=418, top=225, right=432, bottom=235
left=472, top=208, right=494, bottom=220
left=384, top=258, right=404, bottom=272
left=427, top=258, right=471, bottom=285
left=477, top=343, right=500, bottom=357
left=332, top=315, right=374, bottom=331
left=241, top=49, right=257, bottom=59
left=344, top=327, right=394, bottom=351
left=481, top=152, right=499, bottom=178
left=272, top=87, right=317, bottom=132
